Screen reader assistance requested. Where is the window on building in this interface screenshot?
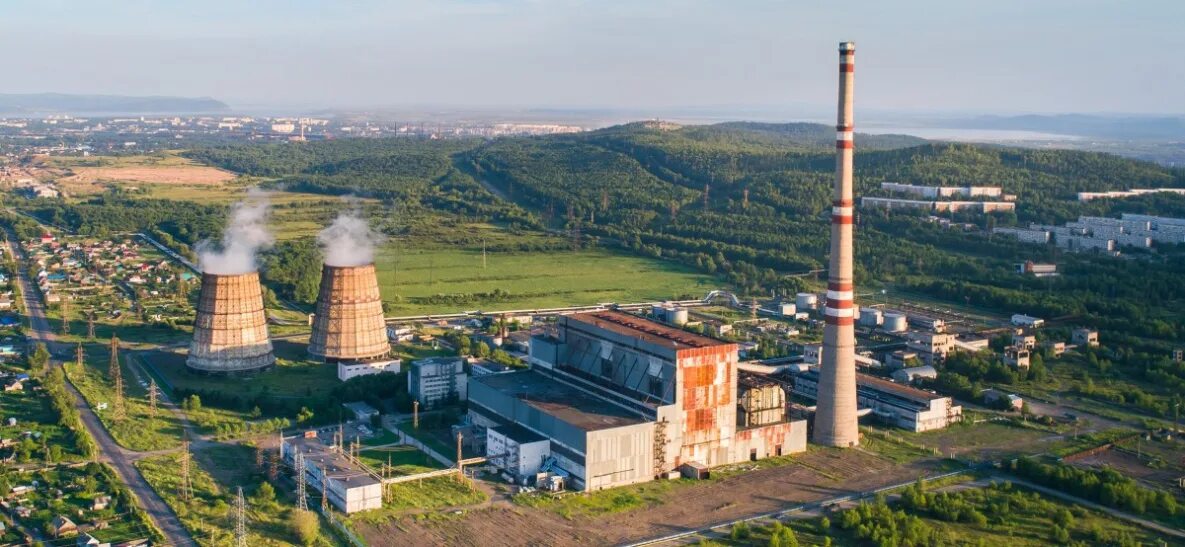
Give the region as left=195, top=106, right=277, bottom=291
left=600, top=357, right=613, bottom=378
left=648, top=376, right=663, bottom=397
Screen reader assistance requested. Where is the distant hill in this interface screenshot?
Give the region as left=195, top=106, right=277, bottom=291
left=592, top=121, right=926, bottom=151
left=941, top=114, right=1185, bottom=140
left=0, top=93, right=229, bottom=115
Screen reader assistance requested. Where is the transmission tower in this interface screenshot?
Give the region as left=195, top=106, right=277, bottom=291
left=267, top=450, right=280, bottom=482
left=320, top=474, right=328, bottom=512
left=148, top=378, right=158, bottom=419
left=234, top=486, right=247, bottom=547
left=180, top=435, right=194, bottom=502
left=60, top=297, right=69, bottom=335
left=113, top=372, right=126, bottom=420
left=75, top=342, right=84, bottom=367
left=108, top=336, right=121, bottom=380
left=742, top=188, right=750, bottom=209
left=294, top=451, right=308, bottom=512
left=703, top=183, right=710, bottom=210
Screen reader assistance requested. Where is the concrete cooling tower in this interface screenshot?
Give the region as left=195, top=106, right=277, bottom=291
left=308, top=263, right=391, bottom=363
left=188, top=272, right=275, bottom=373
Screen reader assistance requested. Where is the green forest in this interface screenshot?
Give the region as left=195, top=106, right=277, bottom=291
left=10, top=121, right=1185, bottom=347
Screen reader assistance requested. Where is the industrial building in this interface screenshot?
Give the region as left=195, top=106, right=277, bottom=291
left=892, top=366, right=937, bottom=384
left=1004, top=346, right=1031, bottom=369
left=281, top=432, right=382, bottom=514
left=409, top=357, right=467, bottom=409
left=471, top=310, right=806, bottom=491
left=881, top=182, right=1003, bottom=199
left=861, top=197, right=1016, bottom=214
left=993, top=227, right=1051, bottom=244
left=794, top=370, right=962, bottom=432
left=308, top=263, right=393, bottom=364
left=1072, top=328, right=1099, bottom=347
left=1011, top=314, right=1044, bottom=328
left=905, top=332, right=955, bottom=365
left=1015, top=261, right=1058, bottom=277
left=187, top=272, right=275, bottom=373
left=1078, top=188, right=1185, bottom=202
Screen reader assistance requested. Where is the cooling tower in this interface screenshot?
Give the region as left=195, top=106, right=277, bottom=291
left=813, top=41, right=860, bottom=448
left=187, top=272, right=275, bottom=373
left=308, top=263, right=391, bottom=363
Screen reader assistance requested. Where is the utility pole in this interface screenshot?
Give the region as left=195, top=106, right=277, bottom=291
left=294, top=451, right=308, bottom=512
left=456, top=432, right=464, bottom=480
left=87, top=309, right=95, bottom=339
left=234, top=486, right=247, bottom=547
left=413, top=400, right=419, bottom=430
left=482, top=239, right=487, bottom=270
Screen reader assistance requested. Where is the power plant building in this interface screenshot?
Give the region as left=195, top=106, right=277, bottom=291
left=187, top=272, right=275, bottom=373
left=794, top=370, right=962, bottom=432
left=281, top=432, right=382, bottom=514
left=469, top=311, right=806, bottom=491
left=409, top=357, right=467, bottom=409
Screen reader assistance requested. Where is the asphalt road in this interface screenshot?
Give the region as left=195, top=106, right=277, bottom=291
left=3, top=230, right=195, bottom=546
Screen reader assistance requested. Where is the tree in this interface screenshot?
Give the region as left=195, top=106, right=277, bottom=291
left=28, top=343, right=50, bottom=375
left=254, top=481, right=276, bottom=505
left=767, top=522, right=798, bottom=547
left=290, top=509, right=319, bottom=546
left=475, top=341, right=490, bottom=359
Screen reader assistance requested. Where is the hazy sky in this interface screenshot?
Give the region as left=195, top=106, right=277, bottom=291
left=2, top=0, right=1182, bottom=115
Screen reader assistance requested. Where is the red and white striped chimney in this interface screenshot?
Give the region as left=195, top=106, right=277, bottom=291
left=812, top=41, right=860, bottom=448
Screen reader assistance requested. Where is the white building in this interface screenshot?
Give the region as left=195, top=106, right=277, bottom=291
left=892, top=365, right=938, bottom=384
left=1011, top=314, right=1044, bottom=328
left=409, top=357, right=467, bottom=408
left=486, top=424, right=551, bottom=484
left=337, top=359, right=401, bottom=382
left=271, top=122, right=296, bottom=134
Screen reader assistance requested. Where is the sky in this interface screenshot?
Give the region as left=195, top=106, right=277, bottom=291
left=1, top=0, right=1182, bottom=115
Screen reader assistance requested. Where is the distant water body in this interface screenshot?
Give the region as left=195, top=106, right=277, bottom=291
left=861, top=126, right=1083, bottom=142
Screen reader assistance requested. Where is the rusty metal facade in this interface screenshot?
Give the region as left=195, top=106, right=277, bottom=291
left=308, top=264, right=391, bottom=363
left=187, top=272, right=275, bottom=373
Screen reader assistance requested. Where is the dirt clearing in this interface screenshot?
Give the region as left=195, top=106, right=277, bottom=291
left=61, top=165, right=236, bottom=185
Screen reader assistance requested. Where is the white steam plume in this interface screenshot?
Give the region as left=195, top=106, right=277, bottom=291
left=318, top=206, right=383, bottom=267
left=197, top=188, right=274, bottom=275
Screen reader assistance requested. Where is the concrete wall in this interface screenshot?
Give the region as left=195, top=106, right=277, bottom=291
left=732, top=420, right=808, bottom=461
left=584, top=421, right=655, bottom=491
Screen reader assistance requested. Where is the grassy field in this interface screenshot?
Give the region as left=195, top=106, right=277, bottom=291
left=356, top=444, right=442, bottom=476
left=764, top=482, right=1178, bottom=547
left=375, top=243, right=716, bottom=315
left=63, top=355, right=184, bottom=451
left=137, top=451, right=342, bottom=546
left=890, top=420, right=1054, bottom=462
left=345, top=476, right=486, bottom=528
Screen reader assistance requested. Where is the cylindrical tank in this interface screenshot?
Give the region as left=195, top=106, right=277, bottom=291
left=796, top=292, right=818, bottom=310
left=670, top=308, right=689, bottom=326
left=188, top=272, right=275, bottom=373
left=309, top=263, right=391, bottom=363
left=882, top=312, right=907, bottom=333
left=859, top=307, right=883, bottom=327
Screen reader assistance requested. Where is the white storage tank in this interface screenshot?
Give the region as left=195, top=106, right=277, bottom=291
left=859, top=307, right=883, bottom=327
left=882, top=312, right=908, bottom=333
left=796, top=292, right=818, bottom=311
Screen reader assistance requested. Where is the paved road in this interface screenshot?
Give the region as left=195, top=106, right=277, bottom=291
left=3, top=229, right=195, bottom=546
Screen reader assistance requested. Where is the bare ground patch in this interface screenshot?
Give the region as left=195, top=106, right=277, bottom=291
left=355, top=449, right=945, bottom=546
left=62, top=165, right=237, bottom=186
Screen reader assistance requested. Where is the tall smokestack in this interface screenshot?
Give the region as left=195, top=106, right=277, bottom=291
left=812, top=41, right=859, bottom=448
left=187, top=271, right=275, bottom=374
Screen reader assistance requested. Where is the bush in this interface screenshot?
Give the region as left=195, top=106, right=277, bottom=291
left=290, top=509, right=319, bottom=546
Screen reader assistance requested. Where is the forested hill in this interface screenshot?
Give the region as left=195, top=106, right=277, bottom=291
left=186, top=123, right=1185, bottom=343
